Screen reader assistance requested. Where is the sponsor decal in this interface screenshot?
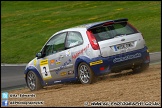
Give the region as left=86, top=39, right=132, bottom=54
left=55, top=59, right=72, bottom=74
left=60, top=72, right=67, bottom=76
left=90, top=60, right=103, bottom=66
left=113, top=53, right=142, bottom=63
left=66, top=50, right=71, bottom=56
left=56, top=55, right=64, bottom=65
left=40, top=59, right=52, bottom=80
left=54, top=80, right=61, bottom=83
left=68, top=70, right=74, bottom=75
left=56, top=59, right=61, bottom=65
left=40, top=59, right=48, bottom=65
left=34, top=59, right=37, bottom=66
left=72, top=44, right=89, bottom=59
left=50, top=59, right=55, bottom=65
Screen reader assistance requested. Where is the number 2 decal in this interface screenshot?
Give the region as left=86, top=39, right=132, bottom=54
left=40, top=59, right=52, bottom=80
left=43, top=67, right=48, bottom=76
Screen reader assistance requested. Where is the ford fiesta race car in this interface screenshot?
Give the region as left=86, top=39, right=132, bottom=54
left=24, top=18, right=150, bottom=91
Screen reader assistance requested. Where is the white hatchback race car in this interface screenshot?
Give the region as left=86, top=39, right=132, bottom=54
left=24, top=18, right=150, bottom=91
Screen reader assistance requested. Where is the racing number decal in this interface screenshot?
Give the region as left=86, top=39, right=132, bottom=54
left=40, top=59, right=52, bottom=80
left=43, top=67, right=48, bottom=76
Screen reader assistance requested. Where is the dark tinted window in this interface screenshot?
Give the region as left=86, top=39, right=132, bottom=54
left=91, top=22, right=139, bottom=42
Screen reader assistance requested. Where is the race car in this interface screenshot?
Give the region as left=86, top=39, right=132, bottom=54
left=24, top=18, right=150, bottom=91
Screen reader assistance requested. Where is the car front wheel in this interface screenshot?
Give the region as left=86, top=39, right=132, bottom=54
left=26, top=71, right=42, bottom=91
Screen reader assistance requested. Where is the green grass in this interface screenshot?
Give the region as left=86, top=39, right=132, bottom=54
left=1, top=1, right=161, bottom=63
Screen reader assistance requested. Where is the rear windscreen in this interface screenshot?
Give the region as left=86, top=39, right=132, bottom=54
left=90, top=22, right=139, bottom=42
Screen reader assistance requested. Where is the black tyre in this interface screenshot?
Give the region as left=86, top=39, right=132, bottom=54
left=141, top=63, right=149, bottom=71
left=26, top=71, right=43, bottom=91
left=78, top=62, right=96, bottom=84
left=133, top=63, right=149, bottom=73
left=132, top=66, right=141, bottom=73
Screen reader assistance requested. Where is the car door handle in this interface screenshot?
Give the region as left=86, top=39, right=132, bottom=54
left=60, top=55, right=64, bottom=58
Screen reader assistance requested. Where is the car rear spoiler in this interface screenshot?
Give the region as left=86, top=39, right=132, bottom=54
left=87, top=18, right=128, bottom=30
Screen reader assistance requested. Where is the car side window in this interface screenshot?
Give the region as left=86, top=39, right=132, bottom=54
left=66, top=31, right=83, bottom=48
left=43, top=32, right=67, bottom=56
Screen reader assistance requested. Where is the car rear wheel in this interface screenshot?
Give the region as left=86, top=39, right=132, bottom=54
left=133, top=63, right=149, bottom=73
left=142, top=63, right=149, bottom=70
left=27, top=71, right=42, bottom=91
left=78, top=62, right=96, bottom=84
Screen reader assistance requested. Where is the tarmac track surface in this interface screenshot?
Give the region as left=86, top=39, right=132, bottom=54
left=6, top=64, right=161, bottom=107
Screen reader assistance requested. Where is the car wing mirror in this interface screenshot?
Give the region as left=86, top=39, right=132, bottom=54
left=36, top=52, right=42, bottom=58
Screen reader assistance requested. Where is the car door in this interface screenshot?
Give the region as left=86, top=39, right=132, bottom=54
left=37, top=32, right=68, bottom=82
left=64, top=31, right=84, bottom=76
left=37, top=31, right=84, bottom=83
left=53, top=31, right=84, bottom=80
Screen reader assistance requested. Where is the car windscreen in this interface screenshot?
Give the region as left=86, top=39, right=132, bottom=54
left=90, top=22, right=139, bottom=42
